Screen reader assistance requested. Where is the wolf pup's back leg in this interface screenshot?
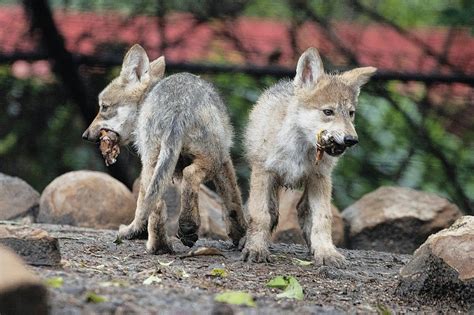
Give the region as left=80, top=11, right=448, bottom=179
left=241, top=168, right=279, bottom=263
left=214, top=158, right=246, bottom=246
left=177, top=157, right=212, bottom=247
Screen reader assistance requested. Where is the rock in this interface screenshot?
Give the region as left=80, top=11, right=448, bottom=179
left=397, top=216, right=474, bottom=306
left=0, top=224, right=61, bottom=266
left=0, top=173, right=40, bottom=222
left=133, top=177, right=228, bottom=240
left=39, top=170, right=136, bottom=229
left=0, top=245, right=48, bottom=315
left=272, top=189, right=345, bottom=246
left=342, top=186, right=462, bottom=253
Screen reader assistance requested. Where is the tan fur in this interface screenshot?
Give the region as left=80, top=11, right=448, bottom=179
left=83, top=44, right=246, bottom=254
left=242, top=47, right=376, bottom=266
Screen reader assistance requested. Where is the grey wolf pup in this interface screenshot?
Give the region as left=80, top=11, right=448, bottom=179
left=82, top=44, right=246, bottom=253
left=242, top=47, right=376, bottom=266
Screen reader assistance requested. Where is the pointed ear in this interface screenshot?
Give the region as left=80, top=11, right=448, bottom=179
left=149, top=56, right=166, bottom=79
left=340, top=67, right=377, bottom=88
left=120, top=44, right=149, bottom=84
left=294, top=47, right=324, bottom=90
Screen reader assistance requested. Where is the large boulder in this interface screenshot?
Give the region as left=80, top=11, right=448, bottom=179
left=0, top=173, right=39, bottom=223
left=342, top=186, right=461, bottom=253
left=0, top=223, right=61, bottom=266
left=272, top=189, right=345, bottom=247
left=133, top=178, right=228, bottom=240
left=39, top=171, right=135, bottom=229
left=397, top=216, right=473, bottom=306
left=0, top=245, right=48, bottom=315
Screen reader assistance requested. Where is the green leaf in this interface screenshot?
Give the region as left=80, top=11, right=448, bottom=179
left=267, top=276, right=304, bottom=300
left=143, top=275, right=162, bottom=285
left=293, top=258, right=314, bottom=266
left=85, top=292, right=108, bottom=303
left=176, top=268, right=190, bottom=279
left=210, top=268, right=228, bottom=278
left=214, top=291, right=256, bottom=307
left=266, top=276, right=288, bottom=289
left=158, top=260, right=174, bottom=266
left=45, top=277, right=64, bottom=288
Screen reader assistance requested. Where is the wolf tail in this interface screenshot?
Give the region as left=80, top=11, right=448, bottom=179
left=144, top=118, right=183, bottom=205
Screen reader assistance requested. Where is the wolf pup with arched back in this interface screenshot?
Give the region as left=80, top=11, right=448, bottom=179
left=82, top=44, right=246, bottom=254
left=242, top=47, right=376, bottom=266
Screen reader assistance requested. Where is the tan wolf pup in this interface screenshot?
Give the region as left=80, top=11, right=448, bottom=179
left=242, top=47, right=376, bottom=266
left=82, top=44, right=246, bottom=254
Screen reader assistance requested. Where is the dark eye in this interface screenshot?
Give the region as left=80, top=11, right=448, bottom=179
left=101, top=104, right=109, bottom=112
left=349, top=111, right=355, bottom=117
left=323, top=109, right=334, bottom=116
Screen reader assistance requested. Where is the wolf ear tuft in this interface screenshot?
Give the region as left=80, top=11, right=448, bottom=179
left=149, top=56, right=166, bottom=79
left=294, top=47, right=324, bottom=90
left=120, top=44, right=150, bottom=84
left=341, top=66, right=377, bottom=88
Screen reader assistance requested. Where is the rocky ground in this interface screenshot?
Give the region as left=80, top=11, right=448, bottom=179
left=29, top=224, right=469, bottom=314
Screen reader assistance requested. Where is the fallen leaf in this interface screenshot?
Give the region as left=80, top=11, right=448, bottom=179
left=180, top=247, right=225, bottom=259
left=266, top=276, right=288, bottom=289
left=45, top=277, right=63, bottom=288
left=99, top=280, right=129, bottom=287
left=267, top=276, right=304, bottom=300
left=143, top=275, right=162, bottom=285
left=85, top=292, right=108, bottom=303
left=293, top=258, right=313, bottom=266
left=210, top=268, right=228, bottom=278
left=158, top=260, right=174, bottom=266
left=176, top=268, right=190, bottom=279
left=214, top=291, right=256, bottom=307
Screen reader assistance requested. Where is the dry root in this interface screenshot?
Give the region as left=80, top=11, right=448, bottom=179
left=99, top=129, right=120, bottom=166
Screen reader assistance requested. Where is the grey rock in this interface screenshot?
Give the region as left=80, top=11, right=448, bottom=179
left=0, top=173, right=39, bottom=222
left=39, top=171, right=135, bottom=229
left=0, top=223, right=61, bottom=266
left=397, top=216, right=473, bottom=306
left=342, top=186, right=461, bottom=253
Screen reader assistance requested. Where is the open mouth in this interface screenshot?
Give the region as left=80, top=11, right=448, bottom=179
left=324, top=144, right=347, bottom=156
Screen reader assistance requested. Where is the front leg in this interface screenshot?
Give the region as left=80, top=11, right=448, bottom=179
left=118, top=158, right=155, bottom=239
left=304, top=175, right=345, bottom=267
left=241, top=169, right=279, bottom=263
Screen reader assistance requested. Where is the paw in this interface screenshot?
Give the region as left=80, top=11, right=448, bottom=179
left=146, top=239, right=174, bottom=255
left=177, top=221, right=199, bottom=247
left=313, top=247, right=346, bottom=268
left=118, top=224, right=146, bottom=240
left=241, top=244, right=272, bottom=263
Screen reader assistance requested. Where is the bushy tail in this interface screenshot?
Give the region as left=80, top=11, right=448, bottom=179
left=145, top=120, right=183, bottom=204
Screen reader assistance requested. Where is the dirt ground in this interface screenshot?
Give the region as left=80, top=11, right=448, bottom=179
left=32, top=224, right=468, bottom=314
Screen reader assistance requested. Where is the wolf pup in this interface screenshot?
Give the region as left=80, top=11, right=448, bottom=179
left=82, top=44, right=246, bottom=254
left=242, top=47, right=376, bottom=266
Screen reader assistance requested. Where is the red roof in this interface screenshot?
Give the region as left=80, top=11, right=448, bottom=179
left=1, top=5, right=473, bottom=75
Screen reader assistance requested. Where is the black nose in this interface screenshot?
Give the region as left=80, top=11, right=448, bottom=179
left=82, top=130, right=89, bottom=140
left=344, top=135, right=358, bottom=147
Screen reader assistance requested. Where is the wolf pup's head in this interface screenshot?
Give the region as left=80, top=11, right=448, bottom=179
left=82, top=44, right=165, bottom=145
left=292, top=47, right=376, bottom=156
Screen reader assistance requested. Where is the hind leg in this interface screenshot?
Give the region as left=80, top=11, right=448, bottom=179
left=241, top=168, right=279, bottom=263
left=214, top=158, right=246, bottom=246
left=146, top=199, right=173, bottom=254
left=177, top=158, right=210, bottom=247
